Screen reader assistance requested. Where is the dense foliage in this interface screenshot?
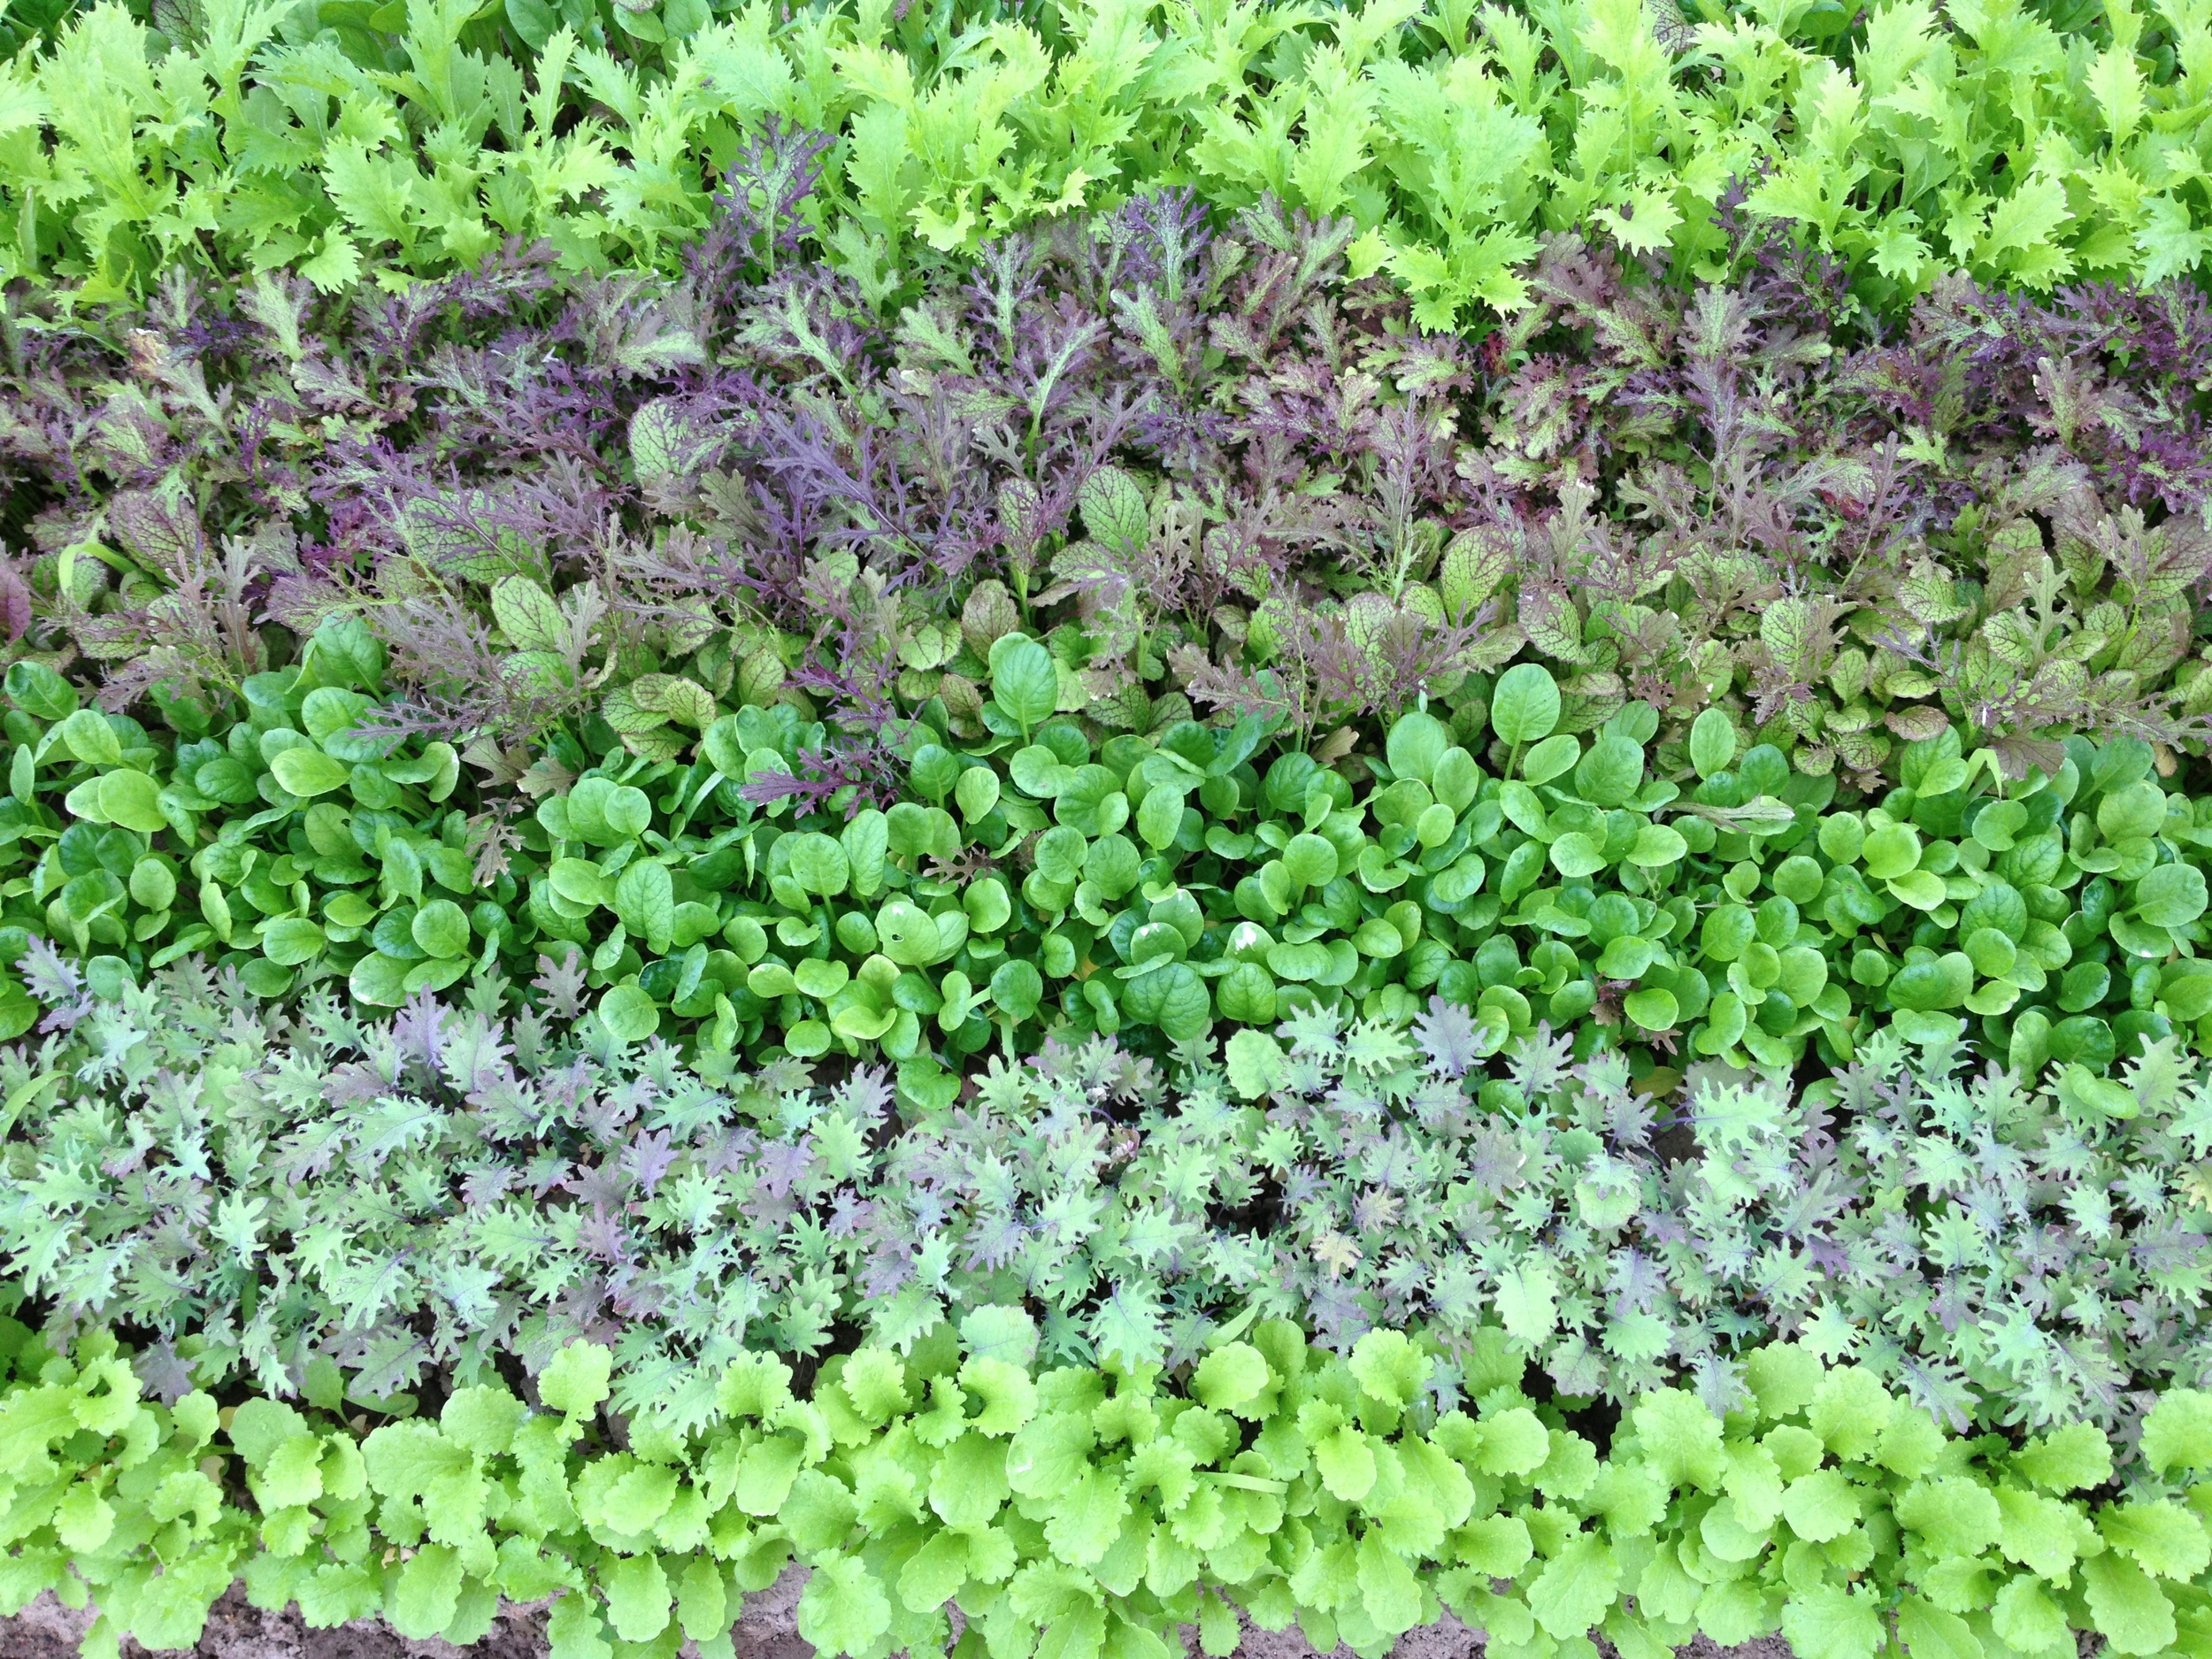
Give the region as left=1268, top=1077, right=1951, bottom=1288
left=4, top=0, right=2212, bottom=319
left=6, top=1, right=2212, bottom=1649
left=4, top=959, right=2209, bottom=1440
left=8, top=186, right=2211, bottom=774
left=12, top=585, right=2212, bottom=1087
left=7, top=1318, right=2212, bottom=1659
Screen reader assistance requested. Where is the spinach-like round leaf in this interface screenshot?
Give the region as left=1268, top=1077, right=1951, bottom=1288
left=261, top=917, right=327, bottom=966
left=1522, top=734, right=1580, bottom=786
left=989, top=636, right=1059, bottom=735
left=269, top=748, right=349, bottom=798
left=990, top=959, right=1044, bottom=1021
left=910, top=745, right=961, bottom=805
left=1386, top=711, right=1449, bottom=785
left=1217, top=961, right=1278, bottom=1024
left=1283, top=833, right=1338, bottom=889
left=1491, top=664, right=1561, bottom=747
left=603, top=786, right=652, bottom=841
left=786, top=833, right=850, bottom=898
left=1688, top=709, right=1737, bottom=780
left=599, top=981, right=661, bottom=1044
left=956, top=765, right=1004, bottom=822
left=411, top=899, right=471, bottom=959
left=96, top=771, right=168, bottom=833
left=2133, top=862, right=2207, bottom=928
left=350, top=951, right=411, bottom=1007
left=1084, top=834, right=1141, bottom=897
left=1574, top=734, right=1645, bottom=807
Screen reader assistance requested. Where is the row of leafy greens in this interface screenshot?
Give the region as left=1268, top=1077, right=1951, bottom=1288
left=3, top=0, right=2209, bottom=319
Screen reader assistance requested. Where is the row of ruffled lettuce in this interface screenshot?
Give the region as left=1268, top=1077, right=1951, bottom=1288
left=4, top=0, right=2212, bottom=322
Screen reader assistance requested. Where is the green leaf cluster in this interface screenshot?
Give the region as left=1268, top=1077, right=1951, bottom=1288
left=4, top=956, right=2208, bottom=1434
left=22, top=618, right=2212, bottom=1089
left=5, top=0, right=2211, bottom=313
left=0, top=639, right=492, bottom=1019
left=4, top=1321, right=2212, bottom=1659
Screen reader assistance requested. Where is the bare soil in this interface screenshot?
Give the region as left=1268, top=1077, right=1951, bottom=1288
left=4, top=1571, right=1796, bottom=1659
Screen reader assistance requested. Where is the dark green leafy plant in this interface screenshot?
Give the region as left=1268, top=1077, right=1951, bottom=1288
left=17, top=609, right=2212, bottom=1091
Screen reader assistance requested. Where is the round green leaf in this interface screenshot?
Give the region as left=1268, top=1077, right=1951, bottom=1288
left=1124, top=961, right=1210, bottom=1041
left=1136, top=787, right=1186, bottom=850
left=1889, top=962, right=1952, bottom=1012
left=5, top=662, right=78, bottom=720
left=1492, top=664, right=1561, bottom=747
left=2133, top=863, right=2208, bottom=928
left=875, top=901, right=942, bottom=966
left=1521, top=733, right=1580, bottom=786
left=794, top=958, right=850, bottom=999
left=1432, top=852, right=1487, bottom=903
left=261, top=917, right=328, bottom=966
left=551, top=858, right=615, bottom=910
left=1960, top=881, right=2027, bottom=941
left=991, top=959, right=1044, bottom=1021
left=599, top=981, right=661, bottom=1044
left=1432, top=748, right=1480, bottom=813
left=1386, top=711, right=1450, bottom=785
left=910, top=745, right=961, bottom=805
left=1084, top=833, right=1141, bottom=898
left=1626, top=825, right=1687, bottom=868
left=1217, top=961, right=1278, bottom=1025
left=2098, top=780, right=2168, bottom=844
left=58, top=708, right=121, bottom=767
left=349, top=951, right=411, bottom=1007
left=1550, top=832, right=1607, bottom=878
left=128, top=861, right=176, bottom=911
left=1624, top=987, right=1678, bottom=1030
left=96, top=770, right=168, bottom=833
left=1971, top=799, right=2029, bottom=852
left=411, top=899, right=471, bottom=959
left=1007, top=747, right=1073, bottom=802
left=2163, top=964, right=2212, bottom=1022
left=989, top=635, right=1059, bottom=734
left=1573, top=733, right=1644, bottom=806
left=787, top=833, right=851, bottom=898
left=1861, top=823, right=1922, bottom=880
left=616, top=861, right=677, bottom=950
left=269, top=748, right=350, bottom=798
left=1283, top=833, right=1339, bottom=889
left=966, top=878, right=1013, bottom=933
left=1963, top=926, right=2016, bottom=979
left=957, top=765, right=1005, bottom=821
left=603, top=786, right=652, bottom=841
left=1352, top=918, right=1405, bottom=957
left=1701, top=905, right=1756, bottom=962
left=1056, top=767, right=1128, bottom=838
left=1034, top=826, right=1087, bottom=883
left=1266, top=941, right=1333, bottom=981
left=1886, top=869, right=1947, bottom=910
left=1688, top=709, right=1737, bottom=780
left=1818, top=813, right=1866, bottom=865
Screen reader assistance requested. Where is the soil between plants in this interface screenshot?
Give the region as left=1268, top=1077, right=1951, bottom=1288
left=5, top=1571, right=1799, bottom=1659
